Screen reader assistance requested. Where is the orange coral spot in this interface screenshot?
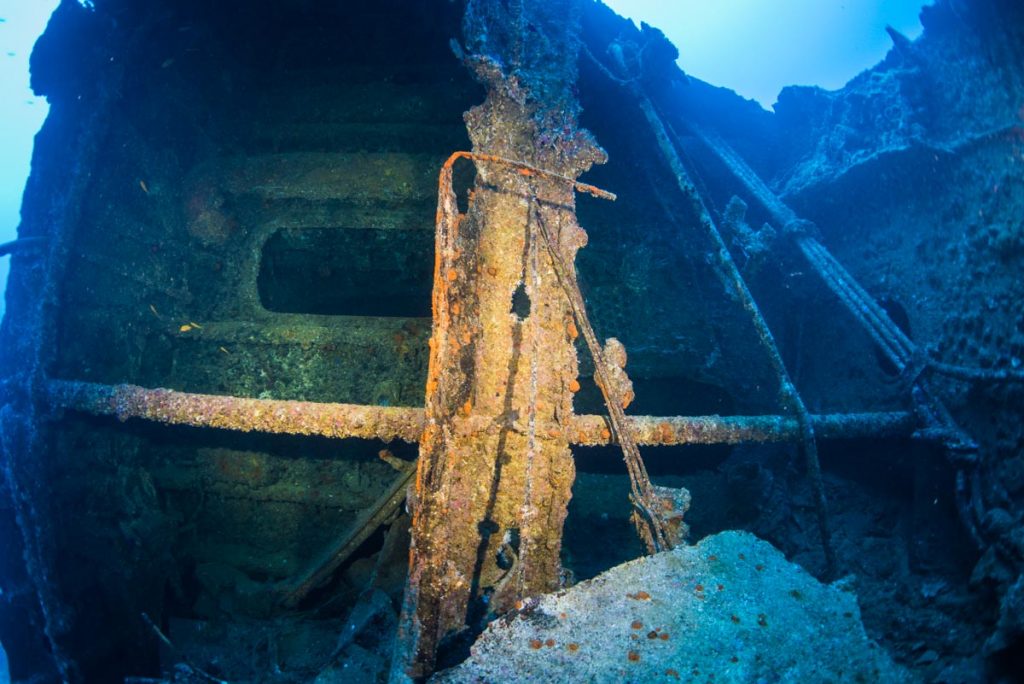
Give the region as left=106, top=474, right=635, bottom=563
left=559, top=612, right=567, bottom=619
left=694, top=584, right=704, bottom=593
left=446, top=268, right=458, bottom=282
left=567, top=320, right=579, bottom=339
left=461, top=331, right=472, bottom=345
left=487, top=266, right=498, bottom=276
left=567, top=642, right=580, bottom=653
left=452, top=302, right=461, bottom=315
left=529, top=639, right=543, bottom=650
left=545, top=638, right=555, bottom=648
left=627, top=651, right=640, bottom=663
left=666, top=669, right=680, bottom=680
left=568, top=379, right=581, bottom=393
left=659, top=632, right=669, bottom=641
left=708, top=555, right=718, bottom=562
left=658, top=421, right=673, bottom=442
left=631, top=620, right=643, bottom=630
left=547, top=427, right=561, bottom=439
left=601, top=428, right=612, bottom=440
left=460, top=400, right=472, bottom=416
left=628, top=591, right=651, bottom=601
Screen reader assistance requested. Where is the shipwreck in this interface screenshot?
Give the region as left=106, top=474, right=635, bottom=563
left=1, top=0, right=1023, bottom=681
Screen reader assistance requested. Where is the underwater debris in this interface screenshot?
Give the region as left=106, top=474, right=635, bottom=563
left=278, top=466, right=415, bottom=609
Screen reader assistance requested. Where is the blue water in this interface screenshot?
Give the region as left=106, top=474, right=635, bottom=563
left=0, top=1, right=57, bottom=319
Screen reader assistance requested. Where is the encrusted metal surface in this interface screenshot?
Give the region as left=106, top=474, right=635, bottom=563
left=46, top=379, right=424, bottom=443
left=48, top=378, right=913, bottom=447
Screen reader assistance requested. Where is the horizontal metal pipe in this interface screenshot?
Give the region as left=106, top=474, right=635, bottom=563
left=570, top=411, right=915, bottom=446
left=46, top=379, right=915, bottom=447
left=45, top=379, right=426, bottom=443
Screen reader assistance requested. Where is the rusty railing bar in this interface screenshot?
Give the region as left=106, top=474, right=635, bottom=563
left=45, top=379, right=914, bottom=447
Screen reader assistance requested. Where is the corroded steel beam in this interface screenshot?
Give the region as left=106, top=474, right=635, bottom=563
left=46, top=379, right=914, bottom=446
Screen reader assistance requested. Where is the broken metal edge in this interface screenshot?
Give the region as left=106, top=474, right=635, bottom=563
left=44, top=379, right=915, bottom=446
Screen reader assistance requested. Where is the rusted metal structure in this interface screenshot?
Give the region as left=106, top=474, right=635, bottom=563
left=4, top=0, right=1021, bottom=681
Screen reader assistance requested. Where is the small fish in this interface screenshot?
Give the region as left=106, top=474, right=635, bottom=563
left=139, top=180, right=149, bottom=194
left=179, top=324, right=193, bottom=333
left=219, top=346, right=230, bottom=354
left=161, top=58, right=174, bottom=69
left=188, top=321, right=203, bottom=329
left=149, top=304, right=159, bottom=316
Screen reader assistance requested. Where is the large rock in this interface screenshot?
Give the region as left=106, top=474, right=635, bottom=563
left=435, top=531, right=910, bottom=683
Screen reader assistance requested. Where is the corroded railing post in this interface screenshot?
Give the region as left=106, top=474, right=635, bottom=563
left=394, top=1, right=609, bottom=677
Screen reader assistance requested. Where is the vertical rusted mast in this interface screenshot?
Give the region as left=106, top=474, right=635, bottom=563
left=393, top=0, right=607, bottom=678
